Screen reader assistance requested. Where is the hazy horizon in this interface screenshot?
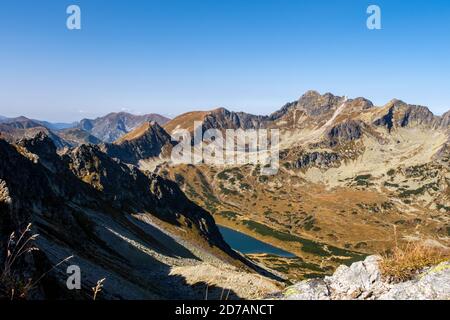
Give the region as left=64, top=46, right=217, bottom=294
left=1, top=89, right=449, bottom=124
left=1, top=0, right=449, bottom=122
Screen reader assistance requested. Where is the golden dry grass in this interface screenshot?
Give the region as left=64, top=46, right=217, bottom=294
left=0, top=224, right=39, bottom=299
left=115, top=122, right=152, bottom=143
left=379, top=241, right=450, bottom=282
left=1, top=223, right=73, bottom=300
left=163, top=111, right=208, bottom=134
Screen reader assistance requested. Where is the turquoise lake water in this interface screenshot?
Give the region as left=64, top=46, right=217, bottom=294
left=218, top=225, right=296, bottom=257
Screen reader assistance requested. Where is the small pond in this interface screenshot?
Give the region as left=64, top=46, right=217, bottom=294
left=218, top=225, right=296, bottom=258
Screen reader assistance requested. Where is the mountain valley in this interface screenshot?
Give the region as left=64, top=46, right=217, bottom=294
left=1, top=90, right=449, bottom=298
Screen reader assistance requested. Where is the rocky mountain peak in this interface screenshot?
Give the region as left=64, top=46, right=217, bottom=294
left=17, top=130, right=56, bottom=152
left=301, top=90, right=322, bottom=99
left=267, top=90, right=347, bottom=123
left=347, top=97, right=374, bottom=110
left=16, top=131, right=59, bottom=166
left=386, top=98, right=407, bottom=107
left=102, top=121, right=174, bottom=165
left=289, top=90, right=345, bottom=117
left=15, top=131, right=74, bottom=174
left=115, top=121, right=167, bottom=144
left=374, top=100, right=438, bottom=131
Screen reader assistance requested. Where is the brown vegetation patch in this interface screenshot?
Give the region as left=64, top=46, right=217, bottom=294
left=380, top=242, right=450, bottom=282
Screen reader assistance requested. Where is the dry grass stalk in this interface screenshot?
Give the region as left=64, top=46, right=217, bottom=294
left=380, top=241, right=450, bottom=282
left=1, top=223, right=74, bottom=300
left=92, top=278, right=106, bottom=300
left=0, top=223, right=39, bottom=299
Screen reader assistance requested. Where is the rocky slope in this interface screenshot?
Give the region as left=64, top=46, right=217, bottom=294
left=0, top=133, right=279, bottom=299
left=272, top=255, right=450, bottom=300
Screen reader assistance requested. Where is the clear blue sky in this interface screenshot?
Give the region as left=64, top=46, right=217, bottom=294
left=0, top=0, right=449, bottom=122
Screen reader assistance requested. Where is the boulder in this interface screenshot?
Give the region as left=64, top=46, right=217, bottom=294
left=277, top=256, right=450, bottom=300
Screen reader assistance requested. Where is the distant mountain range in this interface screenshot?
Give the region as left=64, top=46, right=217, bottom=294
left=0, top=116, right=76, bottom=130
left=0, top=112, right=170, bottom=147
left=78, top=112, right=170, bottom=142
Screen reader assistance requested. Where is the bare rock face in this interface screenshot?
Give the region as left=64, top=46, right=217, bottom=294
left=293, top=151, right=340, bottom=169
left=203, top=108, right=268, bottom=130
left=276, top=256, right=450, bottom=300
left=326, top=120, right=364, bottom=147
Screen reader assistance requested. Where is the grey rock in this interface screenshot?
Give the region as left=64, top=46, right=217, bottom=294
left=379, top=261, right=450, bottom=300
left=278, top=256, right=450, bottom=300
left=326, top=120, right=364, bottom=147
left=325, top=255, right=386, bottom=299
left=281, top=279, right=330, bottom=300
left=293, top=151, right=340, bottom=169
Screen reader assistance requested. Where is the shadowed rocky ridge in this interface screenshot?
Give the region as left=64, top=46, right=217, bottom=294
left=102, top=122, right=175, bottom=165
left=0, top=133, right=279, bottom=299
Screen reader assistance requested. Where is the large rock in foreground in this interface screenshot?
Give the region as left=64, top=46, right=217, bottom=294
left=275, top=256, right=450, bottom=300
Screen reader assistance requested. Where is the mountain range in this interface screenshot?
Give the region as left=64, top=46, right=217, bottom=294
left=0, top=112, right=170, bottom=148
left=0, top=90, right=449, bottom=298
left=109, top=90, right=450, bottom=279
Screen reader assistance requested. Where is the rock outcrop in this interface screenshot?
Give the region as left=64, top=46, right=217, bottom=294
left=326, top=120, right=364, bottom=147
left=293, top=151, right=341, bottom=169
left=274, top=256, right=450, bottom=300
